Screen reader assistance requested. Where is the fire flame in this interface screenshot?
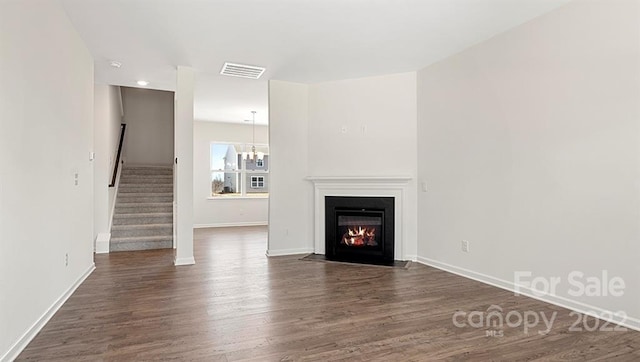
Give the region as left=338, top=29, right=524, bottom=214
left=342, top=226, right=377, bottom=247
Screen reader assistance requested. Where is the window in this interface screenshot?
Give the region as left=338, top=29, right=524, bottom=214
left=210, top=143, right=269, bottom=197
left=251, top=176, right=265, bottom=188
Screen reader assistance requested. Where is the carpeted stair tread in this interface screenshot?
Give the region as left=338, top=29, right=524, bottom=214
left=121, top=170, right=172, bottom=176
left=116, top=202, right=173, bottom=207
left=110, top=165, right=174, bottom=251
left=116, top=192, right=173, bottom=197
left=118, top=186, right=173, bottom=193
left=115, top=203, right=173, bottom=213
left=111, top=223, right=172, bottom=238
left=112, top=213, right=173, bottom=226
left=119, top=179, right=173, bottom=185
left=114, top=212, right=172, bottom=218
left=111, top=235, right=173, bottom=242
left=110, top=235, right=173, bottom=252
left=111, top=223, right=173, bottom=230
left=120, top=174, right=173, bottom=179
left=115, top=195, right=173, bottom=203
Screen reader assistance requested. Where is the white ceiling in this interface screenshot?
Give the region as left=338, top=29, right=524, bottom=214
left=60, top=0, right=570, bottom=125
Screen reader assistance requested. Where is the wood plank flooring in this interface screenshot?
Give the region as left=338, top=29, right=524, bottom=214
left=17, top=226, right=640, bottom=361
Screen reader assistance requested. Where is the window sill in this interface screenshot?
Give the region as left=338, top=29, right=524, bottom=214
left=207, top=195, right=269, bottom=200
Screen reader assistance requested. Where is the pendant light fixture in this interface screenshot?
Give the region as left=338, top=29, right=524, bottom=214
left=250, top=110, right=257, bottom=160
left=243, top=111, right=259, bottom=161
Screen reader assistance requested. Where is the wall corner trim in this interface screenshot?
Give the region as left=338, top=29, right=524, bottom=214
left=174, top=257, right=196, bottom=266
left=95, top=233, right=110, bottom=254
left=403, top=254, right=418, bottom=262
left=1, top=264, right=96, bottom=362
left=266, top=248, right=314, bottom=257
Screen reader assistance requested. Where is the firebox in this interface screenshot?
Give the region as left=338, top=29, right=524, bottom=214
left=325, top=196, right=394, bottom=265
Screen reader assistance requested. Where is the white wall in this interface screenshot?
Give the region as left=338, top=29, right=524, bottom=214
left=308, top=73, right=418, bottom=259
left=0, top=1, right=95, bottom=359
left=174, top=66, right=195, bottom=265
left=93, top=85, right=123, bottom=245
left=193, top=121, right=269, bottom=227
left=308, top=73, right=418, bottom=177
left=268, top=74, right=418, bottom=257
left=268, top=80, right=313, bottom=255
left=121, top=87, right=174, bottom=166
left=417, top=0, right=640, bottom=326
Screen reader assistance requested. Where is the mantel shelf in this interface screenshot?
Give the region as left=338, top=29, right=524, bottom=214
left=305, top=176, right=412, bottom=184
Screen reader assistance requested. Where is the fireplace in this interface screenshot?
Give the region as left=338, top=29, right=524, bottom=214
left=325, top=196, right=394, bottom=265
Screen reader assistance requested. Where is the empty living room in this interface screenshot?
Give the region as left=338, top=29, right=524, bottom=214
left=1, top=0, right=639, bottom=361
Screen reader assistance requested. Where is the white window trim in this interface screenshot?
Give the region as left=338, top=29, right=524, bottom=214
left=250, top=175, right=265, bottom=189
left=210, top=142, right=269, bottom=198
left=207, top=195, right=269, bottom=200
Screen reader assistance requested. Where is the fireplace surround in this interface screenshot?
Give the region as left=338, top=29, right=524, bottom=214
left=307, top=175, right=413, bottom=261
left=325, top=196, right=394, bottom=265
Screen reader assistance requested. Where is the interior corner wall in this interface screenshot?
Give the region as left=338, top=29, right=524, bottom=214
left=308, top=73, right=419, bottom=259
left=193, top=121, right=269, bottom=227
left=0, top=1, right=95, bottom=359
left=268, top=74, right=419, bottom=258
left=417, top=0, right=640, bottom=325
left=268, top=80, right=313, bottom=255
left=121, top=87, right=174, bottom=166
left=93, top=85, right=123, bottom=241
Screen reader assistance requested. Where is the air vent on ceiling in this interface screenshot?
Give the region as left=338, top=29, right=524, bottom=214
left=220, top=62, right=266, bottom=79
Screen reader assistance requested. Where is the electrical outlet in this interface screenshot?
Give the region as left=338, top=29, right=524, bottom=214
left=461, top=240, right=470, bottom=253
left=65, top=253, right=69, bottom=266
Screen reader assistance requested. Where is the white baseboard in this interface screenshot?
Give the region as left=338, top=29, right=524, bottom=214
left=266, top=248, right=314, bottom=257
left=416, top=256, right=640, bottom=332
left=403, top=254, right=417, bottom=262
left=95, top=233, right=110, bottom=254
left=1, top=264, right=95, bottom=362
left=193, top=221, right=267, bottom=229
left=174, top=256, right=195, bottom=266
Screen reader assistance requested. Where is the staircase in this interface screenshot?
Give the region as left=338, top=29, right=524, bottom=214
left=110, top=165, right=174, bottom=252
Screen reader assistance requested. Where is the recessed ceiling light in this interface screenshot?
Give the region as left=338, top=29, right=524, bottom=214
left=137, top=80, right=148, bottom=86
left=109, top=60, right=122, bottom=68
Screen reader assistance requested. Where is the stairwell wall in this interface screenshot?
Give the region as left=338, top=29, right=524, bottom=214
left=93, top=85, right=123, bottom=250
left=121, top=87, right=174, bottom=166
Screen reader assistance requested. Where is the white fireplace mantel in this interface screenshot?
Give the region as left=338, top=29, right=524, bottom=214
left=306, top=175, right=412, bottom=260
left=306, top=175, right=412, bottom=184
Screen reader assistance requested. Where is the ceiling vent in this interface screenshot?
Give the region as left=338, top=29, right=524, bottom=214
left=220, top=62, right=266, bottom=79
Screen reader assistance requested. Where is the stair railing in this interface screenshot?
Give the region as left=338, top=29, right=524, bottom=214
left=109, top=123, right=127, bottom=187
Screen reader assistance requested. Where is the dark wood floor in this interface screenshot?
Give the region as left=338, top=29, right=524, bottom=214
left=17, top=226, right=640, bottom=361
